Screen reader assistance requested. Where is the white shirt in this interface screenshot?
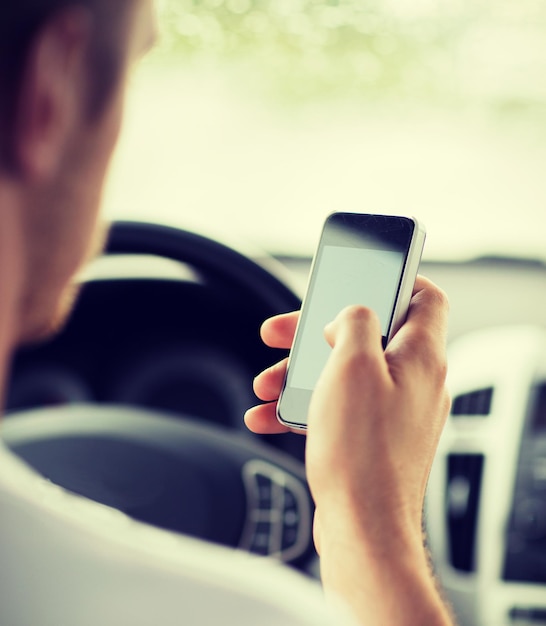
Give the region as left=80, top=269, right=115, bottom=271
left=0, top=442, right=352, bottom=626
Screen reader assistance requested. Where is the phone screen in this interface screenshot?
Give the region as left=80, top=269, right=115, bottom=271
left=289, top=245, right=405, bottom=391
left=278, top=213, right=422, bottom=428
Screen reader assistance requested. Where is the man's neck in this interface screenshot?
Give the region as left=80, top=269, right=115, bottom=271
left=0, top=179, right=25, bottom=414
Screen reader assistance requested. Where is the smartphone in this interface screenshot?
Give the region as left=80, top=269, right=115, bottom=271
left=277, top=212, right=426, bottom=430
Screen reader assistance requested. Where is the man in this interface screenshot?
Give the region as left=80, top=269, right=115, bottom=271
left=0, top=1, right=453, bottom=624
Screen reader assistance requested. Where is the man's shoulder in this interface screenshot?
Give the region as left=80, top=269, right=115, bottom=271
left=0, top=443, right=337, bottom=626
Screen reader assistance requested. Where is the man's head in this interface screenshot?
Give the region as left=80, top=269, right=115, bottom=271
left=0, top=0, right=156, bottom=346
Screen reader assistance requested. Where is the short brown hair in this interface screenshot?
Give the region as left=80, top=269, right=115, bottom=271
left=0, top=0, right=130, bottom=167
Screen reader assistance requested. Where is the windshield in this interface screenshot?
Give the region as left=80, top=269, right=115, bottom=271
left=103, top=0, right=546, bottom=262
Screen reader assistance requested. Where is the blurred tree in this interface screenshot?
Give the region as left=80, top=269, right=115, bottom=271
left=153, top=0, right=546, bottom=111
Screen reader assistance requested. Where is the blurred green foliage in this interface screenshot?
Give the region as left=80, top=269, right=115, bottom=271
left=154, top=0, right=546, bottom=108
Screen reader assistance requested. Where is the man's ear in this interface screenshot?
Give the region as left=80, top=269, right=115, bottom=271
left=13, top=7, right=92, bottom=182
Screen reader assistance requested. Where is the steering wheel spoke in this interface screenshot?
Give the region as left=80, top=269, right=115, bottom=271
left=2, top=405, right=316, bottom=569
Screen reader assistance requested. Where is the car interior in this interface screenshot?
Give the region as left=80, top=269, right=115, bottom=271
left=3, top=1, right=546, bottom=624
left=3, top=220, right=546, bottom=624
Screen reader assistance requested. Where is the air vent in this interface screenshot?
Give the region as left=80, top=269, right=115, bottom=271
left=530, top=383, right=546, bottom=433
left=509, top=607, right=546, bottom=623
left=446, top=454, right=484, bottom=572
left=451, top=387, right=494, bottom=417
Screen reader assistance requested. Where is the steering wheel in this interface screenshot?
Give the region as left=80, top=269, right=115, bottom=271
left=2, top=222, right=317, bottom=571
left=105, top=221, right=301, bottom=314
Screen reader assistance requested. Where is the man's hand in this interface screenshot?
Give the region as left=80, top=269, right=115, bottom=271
left=308, top=274, right=450, bottom=543
left=245, top=275, right=455, bottom=625
left=244, top=311, right=299, bottom=434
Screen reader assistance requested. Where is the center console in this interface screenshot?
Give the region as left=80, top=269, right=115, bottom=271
left=427, top=326, right=546, bottom=626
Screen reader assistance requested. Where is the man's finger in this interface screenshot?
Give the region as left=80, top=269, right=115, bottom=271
left=244, top=402, right=293, bottom=434
left=400, top=275, right=449, bottom=347
left=260, top=311, right=300, bottom=349
left=412, top=274, right=429, bottom=295
left=387, top=275, right=449, bottom=379
left=324, top=305, right=384, bottom=357
left=253, top=358, right=288, bottom=402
